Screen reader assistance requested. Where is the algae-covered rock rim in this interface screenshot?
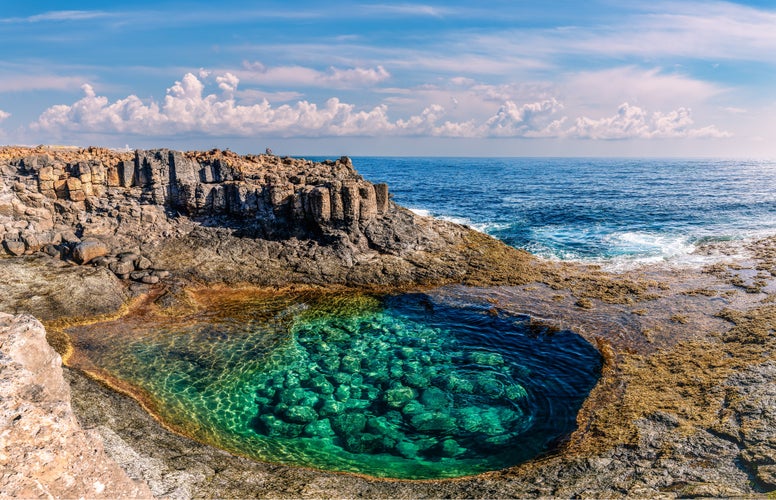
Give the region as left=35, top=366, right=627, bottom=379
left=63, top=289, right=602, bottom=479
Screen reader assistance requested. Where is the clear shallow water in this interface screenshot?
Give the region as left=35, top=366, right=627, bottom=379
left=347, top=157, right=776, bottom=267
left=66, top=292, right=601, bottom=479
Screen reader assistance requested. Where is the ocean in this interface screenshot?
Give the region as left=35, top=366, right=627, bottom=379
left=349, top=157, right=776, bottom=270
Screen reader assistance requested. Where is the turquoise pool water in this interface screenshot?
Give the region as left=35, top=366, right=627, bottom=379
left=66, top=292, right=602, bottom=479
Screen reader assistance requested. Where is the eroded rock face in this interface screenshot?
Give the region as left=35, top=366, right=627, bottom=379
left=0, top=312, right=151, bottom=498
left=0, top=146, right=518, bottom=288
left=0, top=147, right=391, bottom=250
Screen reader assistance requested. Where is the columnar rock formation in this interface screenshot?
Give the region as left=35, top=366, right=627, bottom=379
left=0, top=146, right=446, bottom=287
left=1, top=147, right=389, bottom=251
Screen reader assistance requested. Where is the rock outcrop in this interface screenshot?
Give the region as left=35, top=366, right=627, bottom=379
left=0, top=312, right=151, bottom=498
left=0, top=146, right=536, bottom=288
left=1, top=147, right=391, bottom=249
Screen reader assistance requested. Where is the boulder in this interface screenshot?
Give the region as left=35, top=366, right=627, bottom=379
left=109, top=259, right=135, bottom=276
left=21, top=232, right=43, bottom=253
left=2, top=239, right=25, bottom=256
left=59, top=230, right=81, bottom=245
left=284, top=405, right=317, bottom=424
left=72, top=240, right=109, bottom=264
left=135, top=256, right=153, bottom=270
left=0, top=313, right=152, bottom=498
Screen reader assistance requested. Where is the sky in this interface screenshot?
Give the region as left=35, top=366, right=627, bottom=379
left=0, top=1, right=775, bottom=157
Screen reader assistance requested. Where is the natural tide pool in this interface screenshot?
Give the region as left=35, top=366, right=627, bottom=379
left=64, top=290, right=602, bottom=479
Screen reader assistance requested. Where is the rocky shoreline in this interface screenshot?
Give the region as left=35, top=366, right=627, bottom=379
left=1, top=146, right=775, bottom=498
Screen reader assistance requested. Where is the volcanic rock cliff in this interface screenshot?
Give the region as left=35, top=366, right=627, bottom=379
left=0, top=146, right=535, bottom=293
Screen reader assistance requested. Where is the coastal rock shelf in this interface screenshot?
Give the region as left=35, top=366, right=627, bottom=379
left=63, top=291, right=602, bottom=479
left=2, top=146, right=521, bottom=289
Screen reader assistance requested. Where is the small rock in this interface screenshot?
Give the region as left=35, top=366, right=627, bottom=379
left=135, top=256, right=153, bottom=270
left=90, top=256, right=113, bottom=267
left=303, top=418, right=335, bottom=438
left=71, top=240, right=109, bottom=264
left=395, top=440, right=419, bottom=459
left=284, top=405, right=317, bottom=424
left=141, top=275, right=160, bottom=284
left=109, top=259, right=135, bottom=276
left=116, top=252, right=139, bottom=263
left=334, top=385, right=350, bottom=401
left=384, top=386, right=416, bottom=409
left=42, top=244, right=61, bottom=258
left=59, top=230, right=81, bottom=245
left=318, top=400, right=346, bottom=417
left=410, top=412, right=456, bottom=433
left=2, top=239, right=25, bottom=256
left=152, top=270, right=170, bottom=279
left=439, top=438, right=465, bottom=457
left=130, top=270, right=150, bottom=281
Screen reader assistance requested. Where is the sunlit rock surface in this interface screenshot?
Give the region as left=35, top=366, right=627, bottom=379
left=0, top=312, right=151, bottom=499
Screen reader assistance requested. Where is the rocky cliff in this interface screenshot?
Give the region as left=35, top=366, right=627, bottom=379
left=0, top=146, right=535, bottom=290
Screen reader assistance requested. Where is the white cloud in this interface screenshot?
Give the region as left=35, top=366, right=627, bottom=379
left=29, top=73, right=729, bottom=141
left=0, top=73, right=89, bottom=93
left=236, top=89, right=304, bottom=103
left=216, top=72, right=239, bottom=96
left=359, top=4, right=449, bottom=18
left=0, top=10, right=110, bottom=23
left=563, top=67, right=724, bottom=111
left=569, top=103, right=730, bottom=140
left=239, top=61, right=390, bottom=88
left=31, top=73, right=398, bottom=138
left=483, top=98, right=567, bottom=137
left=0, top=110, right=10, bottom=122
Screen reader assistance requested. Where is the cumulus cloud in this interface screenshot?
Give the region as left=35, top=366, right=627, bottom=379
left=240, top=61, right=390, bottom=88
left=29, top=73, right=729, bottom=141
left=483, top=98, right=566, bottom=137
left=0, top=110, right=10, bottom=122
left=569, top=103, right=730, bottom=140
left=31, top=73, right=399, bottom=137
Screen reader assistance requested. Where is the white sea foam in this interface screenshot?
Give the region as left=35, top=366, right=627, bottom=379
left=409, top=208, right=510, bottom=235
left=408, top=206, right=774, bottom=272
left=598, top=231, right=759, bottom=272
left=606, top=231, right=696, bottom=258
left=439, top=215, right=511, bottom=235
left=408, top=207, right=432, bottom=217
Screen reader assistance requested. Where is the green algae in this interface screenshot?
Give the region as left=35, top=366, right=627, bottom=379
left=64, top=291, right=601, bottom=479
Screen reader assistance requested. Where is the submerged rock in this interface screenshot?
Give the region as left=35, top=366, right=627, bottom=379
left=245, top=300, right=542, bottom=472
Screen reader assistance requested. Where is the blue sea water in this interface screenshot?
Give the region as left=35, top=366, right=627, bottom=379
left=349, top=157, right=776, bottom=268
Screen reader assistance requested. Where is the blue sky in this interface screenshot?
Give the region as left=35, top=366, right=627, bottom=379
left=0, top=1, right=774, bottom=156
